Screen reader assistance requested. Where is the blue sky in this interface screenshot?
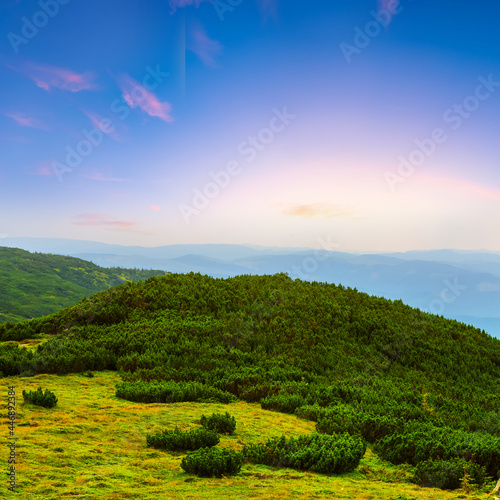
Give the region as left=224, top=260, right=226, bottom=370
left=0, top=0, right=499, bottom=251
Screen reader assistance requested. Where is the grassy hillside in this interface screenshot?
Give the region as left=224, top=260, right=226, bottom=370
left=1, top=370, right=479, bottom=500
left=1, top=273, right=500, bottom=497
left=0, top=246, right=168, bottom=324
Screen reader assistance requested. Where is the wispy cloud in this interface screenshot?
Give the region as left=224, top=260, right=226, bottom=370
left=281, top=203, right=355, bottom=218
left=378, top=0, right=397, bottom=25
left=4, top=112, right=49, bottom=130
left=72, top=213, right=147, bottom=233
left=83, top=172, right=131, bottom=182
left=149, top=204, right=161, bottom=211
left=83, top=110, right=120, bottom=141
left=35, top=161, right=55, bottom=176
left=116, top=73, right=173, bottom=122
left=187, top=23, right=223, bottom=67
left=17, top=62, right=97, bottom=92
left=168, top=0, right=211, bottom=13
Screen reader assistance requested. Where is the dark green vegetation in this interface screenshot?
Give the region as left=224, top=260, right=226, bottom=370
left=181, top=447, right=243, bottom=477
left=200, top=412, right=237, bottom=435
left=413, top=458, right=489, bottom=490
left=243, top=433, right=366, bottom=474
left=146, top=426, right=220, bottom=451
left=1, top=272, right=500, bottom=491
left=115, top=380, right=236, bottom=404
left=0, top=246, right=168, bottom=324
left=22, top=387, right=58, bottom=408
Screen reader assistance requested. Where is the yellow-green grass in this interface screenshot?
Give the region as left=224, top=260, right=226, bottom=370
left=1, top=371, right=493, bottom=499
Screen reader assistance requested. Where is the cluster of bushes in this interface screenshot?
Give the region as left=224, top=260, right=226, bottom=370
left=313, top=404, right=402, bottom=443
left=413, top=458, right=490, bottom=490
left=146, top=413, right=240, bottom=477
left=200, top=411, right=236, bottom=434
left=181, top=447, right=243, bottom=477
left=243, top=433, right=366, bottom=474
left=260, top=393, right=307, bottom=414
left=373, top=423, right=500, bottom=477
left=116, top=380, right=236, bottom=404
left=146, top=427, right=219, bottom=451
left=22, top=387, right=58, bottom=408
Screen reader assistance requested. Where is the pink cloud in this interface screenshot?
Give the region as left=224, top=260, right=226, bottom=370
left=19, top=62, right=97, bottom=92
left=4, top=112, right=49, bottom=130
left=187, top=24, right=223, bottom=67
left=83, top=172, right=130, bottom=182
left=281, top=203, right=356, bottom=218
left=168, top=0, right=211, bottom=13
left=149, top=205, right=161, bottom=211
left=83, top=110, right=120, bottom=141
left=72, top=213, right=147, bottom=233
left=116, top=73, right=173, bottom=122
left=378, top=0, right=398, bottom=25
left=35, top=161, right=55, bottom=176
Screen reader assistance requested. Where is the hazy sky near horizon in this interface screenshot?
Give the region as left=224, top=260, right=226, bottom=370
left=1, top=0, right=499, bottom=252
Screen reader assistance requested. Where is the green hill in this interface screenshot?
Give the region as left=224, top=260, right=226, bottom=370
left=0, top=246, right=169, bottom=324
left=1, top=272, right=499, bottom=495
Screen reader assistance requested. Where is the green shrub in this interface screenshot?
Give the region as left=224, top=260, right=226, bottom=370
left=295, top=404, right=324, bottom=421
left=373, top=424, right=500, bottom=477
left=360, top=413, right=401, bottom=442
left=200, top=412, right=236, bottom=435
left=116, top=380, right=236, bottom=404
left=146, top=426, right=219, bottom=451
left=413, top=458, right=489, bottom=490
left=243, top=433, right=366, bottom=474
left=181, top=447, right=243, bottom=477
left=260, top=393, right=306, bottom=414
left=315, top=405, right=361, bottom=436
left=22, top=387, right=58, bottom=408
left=315, top=405, right=399, bottom=443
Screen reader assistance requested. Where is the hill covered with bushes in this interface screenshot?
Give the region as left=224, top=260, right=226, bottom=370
left=0, top=246, right=168, bottom=324
left=1, top=272, right=499, bottom=490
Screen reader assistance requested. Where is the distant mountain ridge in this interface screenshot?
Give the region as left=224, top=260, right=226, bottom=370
left=2, top=237, right=499, bottom=337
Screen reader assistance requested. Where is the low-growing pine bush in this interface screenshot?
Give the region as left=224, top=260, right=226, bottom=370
left=260, top=393, right=306, bottom=414
left=373, top=424, right=500, bottom=477
left=315, top=405, right=361, bottom=436
left=243, top=432, right=366, bottom=474
left=315, top=406, right=400, bottom=443
left=22, top=387, right=58, bottom=408
left=181, top=447, right=243, bottom=477
left=413, top=458, right=489, bottom=490
left=200, top=412, right=236, bottom=434
left=116, top=380, right=236, bottom=404
left=295, top=404, right=324, bottom=421
left=146, top=426, right=219, bottom=451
